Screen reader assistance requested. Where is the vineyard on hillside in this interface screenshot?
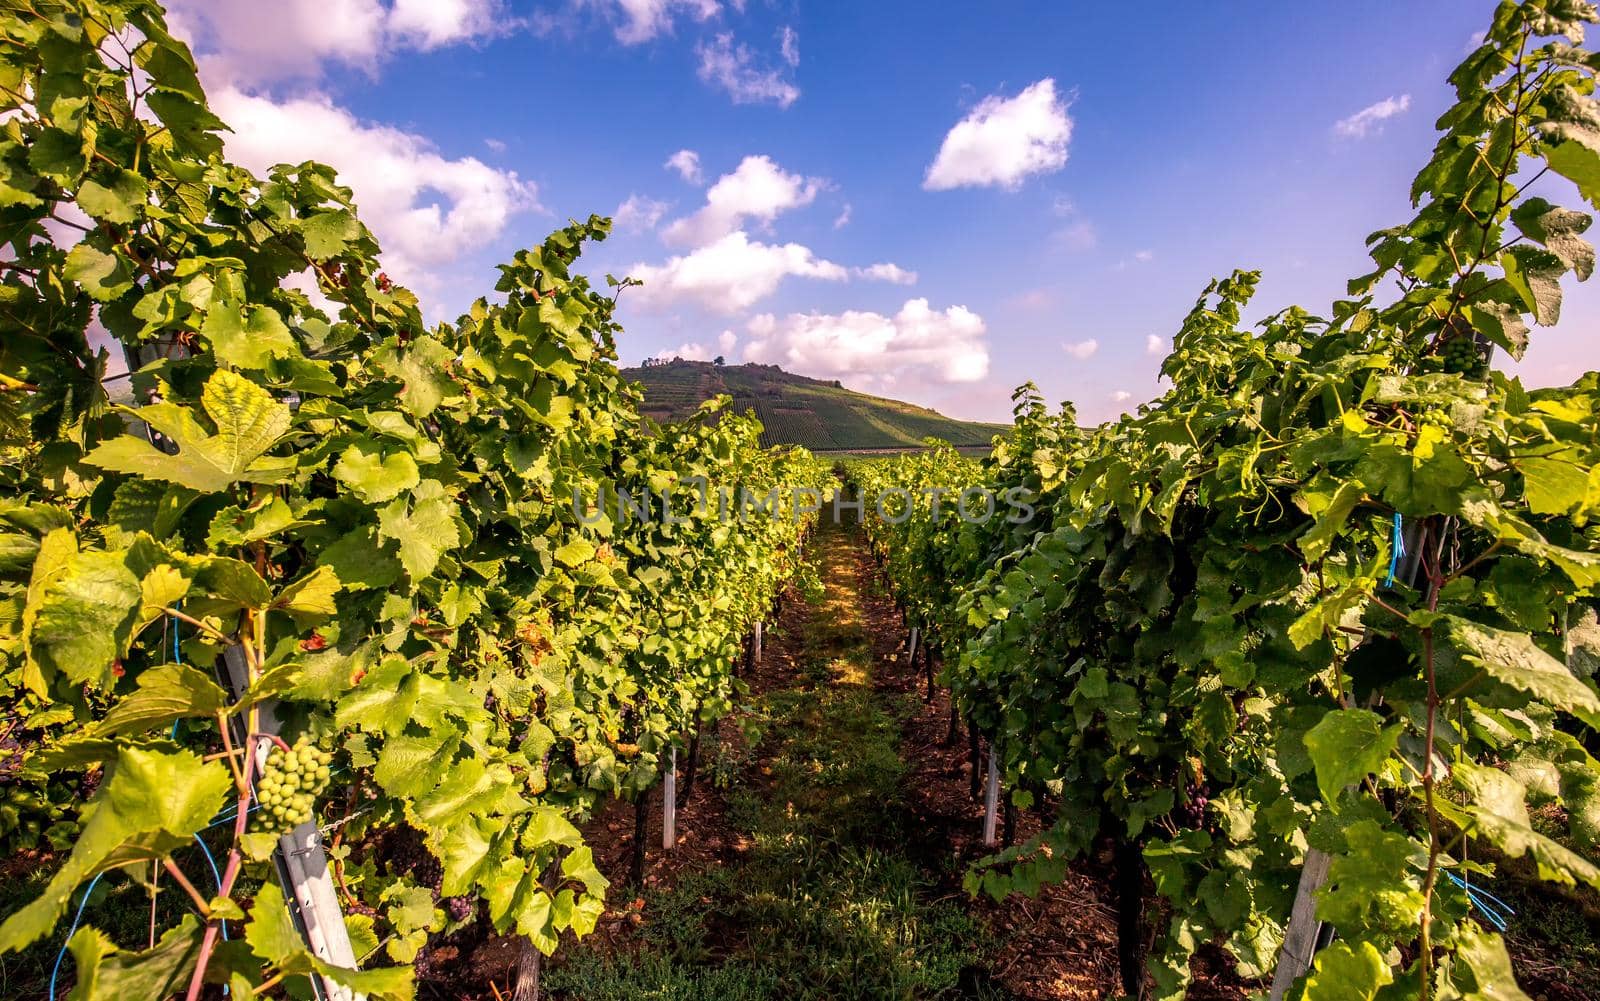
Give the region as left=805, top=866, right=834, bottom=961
left=855, top=2, right=1600, bottom=998
left=2, top=1, right=1600, bottom=1001
left=624, top=360, right=1005, bottom=452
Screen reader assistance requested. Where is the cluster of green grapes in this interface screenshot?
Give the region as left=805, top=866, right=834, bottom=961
left=252, top=737, right=332, bottom=834
left=1437, top=335, right=1486, bottom=375
left=1416, top=407, right=1453, bottom=431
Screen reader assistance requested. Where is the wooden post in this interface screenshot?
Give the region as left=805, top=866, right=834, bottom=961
left=1268, top=849, right=1333, bottom=1000
left=753, top=620, right=763, bottom=666
left=662, top=745, right=677, bottom=850
left=968, top=722, right=982, bottom=800
left=1114, top=836, right=1147, bottom=997
left=981, top=749, right=1000, bottom=847
left=1268, top=518, right=1426, bottom=996
left=681, top=729, right=701, bottom=804
left=630, top=787, right=650, bottom=886
left=907, top=626, right=919, bottom=666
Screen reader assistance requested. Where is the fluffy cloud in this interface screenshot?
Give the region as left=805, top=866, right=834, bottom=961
left=607, top=0, right=720, bottom=45
left=696, top=33, right=800, bottom=108
left=614, top=194, right=671, bottom=231
left=1145, top=334, right=1167, bottom=355
left=1133, top=249, right=1154, bottom=263
left=1111, top=390, right=1133, bottom=402
left=1334, top=94, right=1411, bottom=138
left=211, top=88, right=538, bottom=295
left=743, top=299, right=989, bottom=387
left=166, top=0, right=505, bottom=84
left=854, top=262, right=918, bottom=285
left=833, top=203, right=852, bottom=229
left=665, top=149, right=704, bottom=184
left=670, top=340, right=715, bottom=361
left=779, top=26, right=799, bottom=67
left=924, top=79, right=1072, bottom=191
left=1063, top=339, right=1099, bottom=360
left=626, top=231, right=847, bottom=313
left=662, top=155, right=823, bottom=247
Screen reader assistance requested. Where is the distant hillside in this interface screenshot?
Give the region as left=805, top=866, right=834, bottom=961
left=622, top=360, right=1005, bottom=452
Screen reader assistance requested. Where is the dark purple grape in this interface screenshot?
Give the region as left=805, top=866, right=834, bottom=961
left=445, top=896, right=474, bottom=922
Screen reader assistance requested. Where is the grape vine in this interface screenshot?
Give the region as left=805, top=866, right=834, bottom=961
left=858, top=3, right=1600, bottom=999
left=0, top=2, right=826, bottom=998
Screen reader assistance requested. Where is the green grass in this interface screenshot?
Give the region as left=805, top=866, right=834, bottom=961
left=623, top=361, right=1005, bottom=452
left=546, top=521, right=1000, bottom=1001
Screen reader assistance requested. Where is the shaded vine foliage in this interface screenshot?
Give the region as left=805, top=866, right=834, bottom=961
left=0, top=1, right=825, bottom=997
left=858, top=2, right=1600, bottom=998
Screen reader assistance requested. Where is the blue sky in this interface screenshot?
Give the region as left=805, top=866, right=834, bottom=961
left=164, top=0, right=1600, bottom=424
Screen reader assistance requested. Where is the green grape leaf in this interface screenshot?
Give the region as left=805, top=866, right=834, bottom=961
left=1303, top=709, right=1399, bottom=807
left=1446, top=617, right=1600, bottom=715
left=316, top=525, right=403, bottom=591
left=96, top=663, right=230, bottom=736
left=85, top=370, right=296, bottom=493
left=1315, top=820, right=1426, bottom=943
left=201, top=304, right=299, bottom=371
left=273, top=565, right=341, bottom=618
left=64, top=243, right=136, bottom=301
left=336, top=656, right=421, bottom=737
left=65, top=916, right=203, bottom=1001
left=1546, top=140, right=1600, bottom=210
left=375, top=335, right=461, bottom=418
left=206, top=497, right=311, bottom=549
left=333, top=439, right=421, bottom=503
left=0, top=747, right=231, bottom=953
left=1513, top=456, right=1588, bottom=517
left=377, top=481, right=462, bottom=580
left=1300, top=940, right=1393, bottom=1001
left=1448, top=923, right=1531, bottom=1001
left=1454, top=762, right=1600, bottom=888
left=76, top=168, right=149, bottom=225
left=553, top=537, right=595, bottom=568
left=300, top=209, right=361, bottom=259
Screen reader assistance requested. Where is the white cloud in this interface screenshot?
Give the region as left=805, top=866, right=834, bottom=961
left=1133, top=249, right=1153, bottom=263
left=166, top=0, right=506, bottom=85
left=614, top=194, right=671, bottom=231
left=626, top=230, right=847, bottom=313
left=742, top=298, right=989, bottom=386
left=665, top=149, right=704, bottom=184
left=1334, top=94, right=1411, bottom=139
left=1145, top=334, right=1166, bottom=355
left=1063, top=338, right=1099, bottom=360
left=670, top=340, right=714, bottom=361
left=661, top=155, right=822, bottom=247
left=607, top=0, right=719, bottom=45
left=924, top=78, right=1072, bottom=191
left=779, top=26, right=799, bottom=67
left=833, top=203, right=852, bottom=229
left=211, top=88, right=538, bottom=298
left=484, top=138, right=507, bottom=153
left=718, top=330, right=737, bottom=352
left=1111, top=390, right=1133, bottom=402
left=855, top=262, right=918, bottom=285
left=1055, top=220, right=1097, bottom=251
left=696, top=32, right=800, bottom=108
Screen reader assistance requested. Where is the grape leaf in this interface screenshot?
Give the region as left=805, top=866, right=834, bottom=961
left=85, top=370, right=296, bottom=494
left=1303, top=709, right=1399, bottom=808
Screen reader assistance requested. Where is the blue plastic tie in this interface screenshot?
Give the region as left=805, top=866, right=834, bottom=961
left=1385, top=513, right=1405, bottom=588
left=1447, top=872, right=1515, bottom=931
left=47, top=874, right=103, bottom=1000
